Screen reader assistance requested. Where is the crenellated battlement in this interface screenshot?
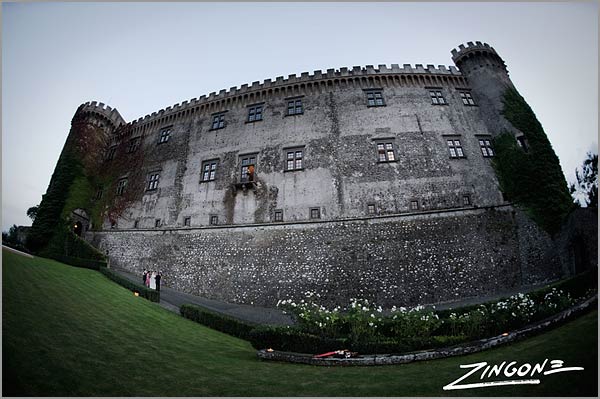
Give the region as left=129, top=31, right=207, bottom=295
left=125, top=63, right=464, bottom=130
left=75, top=101, right=126, bottom=129
left=451, top=41, right=507, bottom=71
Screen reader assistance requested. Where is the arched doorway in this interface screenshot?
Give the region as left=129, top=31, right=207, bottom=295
left=70, top=209, right=90, bottom=237
left=73, top=221, right=83, bottom=237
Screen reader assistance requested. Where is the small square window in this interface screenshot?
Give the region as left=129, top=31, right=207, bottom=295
left=274, top=210, right=283, bottom=222
left=210, top=215, right=218, bottom=225
left=479, top=139, right=494, bottom=157
left=516, top=136, right=529, bottom=152
left=310, top=207, right=321, bottom=219
left=116, top=178, right=127, bottom=196
left=365, top=90, right=385, bottom=107
left=447, top=139, right=465, bottom=159
left=284, top=148, right=304, bottom=171
left=201, top=160, right=218, bottom=182
left=429, top=90, right=446, bottom=105
left=106, top=145, right=117, bottom=160
left=147, top=172, right=160, bottom=191
left=376, top=141, right=396, bottom=162
left=127, top=137, right=141, bottom=153
left=367, top=203, right=376, bottom=215
left=459, top=91, right=476, bottom=106
left=155, top=219, right=161, bottom=228
left=462, top=195, right=471, bottom=206
left=158, top=128, right=171, bottom=144
left=211, top=113, right=226, bottom=130
left=184, top=217, right=191, bottom=227
left=287, top=98, right=303, bottom=115
left=410, top=200, right=419, bottom=211
left=247, top=105, right=263, bottom=122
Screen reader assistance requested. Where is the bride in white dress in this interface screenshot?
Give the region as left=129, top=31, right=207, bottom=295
left=150, top=271, right=156, bottom=290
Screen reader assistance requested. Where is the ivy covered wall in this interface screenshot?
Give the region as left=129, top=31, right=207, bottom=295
left=492, top=88, right=574, bottom=235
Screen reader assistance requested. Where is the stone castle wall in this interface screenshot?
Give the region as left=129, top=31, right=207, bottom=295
left=90, top=206, right=561, bottom=307
left=78, top=41, right=575, bottom=308
left=99, top=62, right=504, bottom=230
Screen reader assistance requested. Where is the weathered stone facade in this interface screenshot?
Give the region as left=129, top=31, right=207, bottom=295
left=75, top=41, right=579, bottom=307
left=90, top=205, right=560, bottom=307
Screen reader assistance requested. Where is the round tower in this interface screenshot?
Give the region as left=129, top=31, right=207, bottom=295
left=451, top=41, right=519, bottom=136
left=72, top=101, right=126, bottom=135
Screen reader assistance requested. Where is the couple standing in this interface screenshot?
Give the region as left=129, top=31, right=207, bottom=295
left=142, top=270, right=162, bottom=291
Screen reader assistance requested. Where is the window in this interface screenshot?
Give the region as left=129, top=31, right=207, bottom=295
left=429, top=90, right=446, bottom=105
left=147, top=173, right=160, bottom=191
left=517, top=136, right=529, bottom=152
left=240, top=155, right=257, bottom=182
left=479, top=139, right=494, bottom=157
left=211, top=112, right=226, bottom=130
left=274, top=210, right=283, bottom=222
left=184, top=217, right=191, bottom=227
left=247, top=105, right=263, bottom=122
left=459, top=91, right=476, bottom=106
left=447, top=139, right=465, bottom=158
left=127, top=137, right=141, bottom=153
left=365, top=90, right=385, bottom=107
left=201, top=160, right=218, bottom=182
left=285, top=148, right=303, bottom=171
left=134, top=220, right=139, bottom=228
left=210, top=215, right=218, bottom=225
left=287, top=98, right=303, bottom=115
left=158, top=128, right=171, bottom=144
left=116, top=178, right=127, bottom=196
left=155, top=219, right=161, bottom=228
left=410, top=200, right=419, bottom=211
left=310, top=207, right=321, bottom=219
left=95, top=188, right=103, bottom=200
left=376, top=142, right=396, bottom=162
left=463, top=195, right=471, bottom=206
left=106, top=145, right=117, bottom=160
left=367, top=203, right=376, bottom=215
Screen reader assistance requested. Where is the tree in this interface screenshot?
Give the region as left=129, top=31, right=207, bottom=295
left=2, top=224, right=19, bottom=246
left=569, top=152, right=598, bottom=208
left=27, top=205, right=39, bottom=222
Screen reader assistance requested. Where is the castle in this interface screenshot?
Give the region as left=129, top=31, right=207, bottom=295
left=43, top=42, right=594, bottom=307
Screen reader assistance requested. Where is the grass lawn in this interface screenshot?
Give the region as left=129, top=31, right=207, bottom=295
left=2, top=248, right=598, bottom=396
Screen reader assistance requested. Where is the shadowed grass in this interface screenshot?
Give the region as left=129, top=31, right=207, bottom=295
left=3, top=249, right=597, bottom=396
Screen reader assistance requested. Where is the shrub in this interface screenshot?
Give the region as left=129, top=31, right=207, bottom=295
left=248, top=325, right=346, bottom=354
left=180, top=304, right=256, bottom=340
left=99, top=267, right=160, bottom=302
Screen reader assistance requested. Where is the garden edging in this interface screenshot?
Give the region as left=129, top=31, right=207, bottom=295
left=256, top=294, right=597, bottom=366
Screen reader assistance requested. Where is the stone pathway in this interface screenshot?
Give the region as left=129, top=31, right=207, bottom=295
left=111, top=266, right=556, bottom=325
left=112, top=268, right=294, bottom=326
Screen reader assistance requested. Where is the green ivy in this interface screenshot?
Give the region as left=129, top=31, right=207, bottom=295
left=493, top=87, right=574, bottom=235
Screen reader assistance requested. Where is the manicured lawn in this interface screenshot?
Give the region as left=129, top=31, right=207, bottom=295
left=2, top=249, right=598, bottom=396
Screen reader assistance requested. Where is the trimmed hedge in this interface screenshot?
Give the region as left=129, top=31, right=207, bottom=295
left=249, top=326, right=345, bottom=354
left=180, top=304, right=256, bottom=340
left=99, top=267, right=160, bottom=303
left=247, top=326, right=468, bottom=355
left=51, top=255, right=107, bottom=271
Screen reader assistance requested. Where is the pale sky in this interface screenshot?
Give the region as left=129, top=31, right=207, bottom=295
left=2, top=2, right=598, bottom=231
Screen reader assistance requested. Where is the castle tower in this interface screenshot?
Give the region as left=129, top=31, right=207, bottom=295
left=451, top=41, right=519, bottom=137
